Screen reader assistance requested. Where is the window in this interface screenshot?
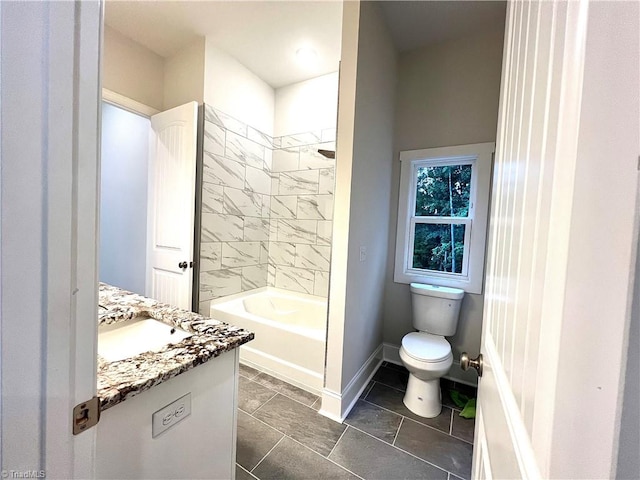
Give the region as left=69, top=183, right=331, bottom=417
left=394, top=143, right=494, bottom=294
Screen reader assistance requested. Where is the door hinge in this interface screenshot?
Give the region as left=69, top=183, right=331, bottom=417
left=73, top=396, right=101, bottom=435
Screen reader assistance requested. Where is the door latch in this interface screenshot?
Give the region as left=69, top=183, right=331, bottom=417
left=73, top=396, right=100, bottom=435
left=178, top=261, right=188, bottom=269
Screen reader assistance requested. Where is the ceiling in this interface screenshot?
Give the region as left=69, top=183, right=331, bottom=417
left=105, top=1, right=506, bottom=89
left=104, top=1, right=343, bottom=89
left=379, top=1, right=507, bottom=52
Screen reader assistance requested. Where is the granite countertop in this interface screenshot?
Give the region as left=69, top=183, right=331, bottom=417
left=97, top=283, right=254, bottom=411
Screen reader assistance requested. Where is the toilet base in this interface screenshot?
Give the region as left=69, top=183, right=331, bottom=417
left=403, top=374, right=442, bottom=418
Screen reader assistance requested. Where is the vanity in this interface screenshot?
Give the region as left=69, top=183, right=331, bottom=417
left=95, top=283, right=253, bottom=479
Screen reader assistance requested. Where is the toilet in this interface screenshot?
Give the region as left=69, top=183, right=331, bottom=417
left=399, top=283, right=464, bottom=418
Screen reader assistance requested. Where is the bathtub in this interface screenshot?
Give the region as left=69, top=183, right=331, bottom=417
left=210, top=287, right=327, bottom=394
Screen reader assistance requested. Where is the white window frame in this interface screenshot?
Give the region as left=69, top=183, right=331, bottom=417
left=394, top=142, right=494, bottom=294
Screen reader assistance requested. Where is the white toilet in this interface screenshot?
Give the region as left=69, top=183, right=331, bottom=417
left=399, top=283, right=464, bottom=418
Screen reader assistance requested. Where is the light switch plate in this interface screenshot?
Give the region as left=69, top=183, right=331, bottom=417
left=152, top=393, right=191, bottom=438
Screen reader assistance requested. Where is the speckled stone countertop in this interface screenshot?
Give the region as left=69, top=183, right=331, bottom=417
left=97, top=283, right=253, bottom=411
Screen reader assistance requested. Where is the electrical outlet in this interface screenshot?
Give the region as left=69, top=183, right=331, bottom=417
left=359, top=246, right=367, bottom=262
left=152, top=393, right=191, bottom=438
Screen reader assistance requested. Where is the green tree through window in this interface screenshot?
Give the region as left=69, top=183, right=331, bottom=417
left=412, top=165, right=472, bottom=273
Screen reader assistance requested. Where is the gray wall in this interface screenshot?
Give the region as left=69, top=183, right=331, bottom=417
left=99, top=102, right=150, bottom=295
left=332, top=0, right=398, bottom=391
left=616, top=232, right=640, bottom=479
left=103, top=26, right=164, bottom=111
left=326, top=2, right=397, bottom=392
left=383, top=27, right=505, bottom=383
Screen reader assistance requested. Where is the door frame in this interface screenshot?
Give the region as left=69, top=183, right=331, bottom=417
left=102, top=88, right=160, bottom=118
left=1, top=1, right=102, bottom=476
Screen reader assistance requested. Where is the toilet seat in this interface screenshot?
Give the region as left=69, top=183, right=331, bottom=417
left=402, top=332, right=451, bottom=363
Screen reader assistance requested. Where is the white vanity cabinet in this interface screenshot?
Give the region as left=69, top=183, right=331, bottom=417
left=96, top=349, right=239, bottom=479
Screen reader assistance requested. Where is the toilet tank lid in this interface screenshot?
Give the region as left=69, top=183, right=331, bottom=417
left=410, top=283, right=465, bottom=300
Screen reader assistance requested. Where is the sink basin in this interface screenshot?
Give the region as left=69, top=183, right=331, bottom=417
left=98, top=317, right=192, bottom=362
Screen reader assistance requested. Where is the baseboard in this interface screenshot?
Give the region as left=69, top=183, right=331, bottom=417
left=382, top=342, right=478, bottom=387
left=448, top=363, right=479, bottom=387
left=318, top=389, right=343, bottom=423
left=383, top=342, right=402, bottom=365
left=319, top=344, right=383, bottom=423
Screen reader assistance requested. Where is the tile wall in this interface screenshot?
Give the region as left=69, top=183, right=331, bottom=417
left=198, top=105, right=336, bottom=314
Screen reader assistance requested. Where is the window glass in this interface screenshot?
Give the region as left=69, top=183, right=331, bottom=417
left=414, top=164, right=472, bottom=217
left=412, top=223, right=466, bottom=273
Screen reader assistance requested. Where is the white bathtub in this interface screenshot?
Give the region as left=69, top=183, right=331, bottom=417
left=210, top=287, right=327, bottom=394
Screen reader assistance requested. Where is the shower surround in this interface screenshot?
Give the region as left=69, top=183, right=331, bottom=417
left=198, top=105, right=336, bottom=314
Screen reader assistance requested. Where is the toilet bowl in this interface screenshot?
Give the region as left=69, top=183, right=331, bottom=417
left=400, top=283, right=464, bottom=418
left=400, top=332, right=453, bottom=417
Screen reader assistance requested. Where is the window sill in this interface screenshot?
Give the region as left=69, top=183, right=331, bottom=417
left=393, top=270, right=482, bottom=295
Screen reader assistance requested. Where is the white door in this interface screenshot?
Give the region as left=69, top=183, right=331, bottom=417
left=1, top=1, right=101, bottom=476
left=470, top=1, right=639, bottom=478
left=146, top=102, right=198, bottom=310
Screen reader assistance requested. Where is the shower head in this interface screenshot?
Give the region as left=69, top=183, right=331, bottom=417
left=318, top=149, right=335, bottom=159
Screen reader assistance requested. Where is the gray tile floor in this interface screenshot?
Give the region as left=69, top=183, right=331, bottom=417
left=236, top=362, right=477, bottom=480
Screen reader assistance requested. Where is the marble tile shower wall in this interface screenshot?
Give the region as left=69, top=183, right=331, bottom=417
left=268, top=128, right=336, bottom=298
left=198, top=105, right=336, bottom=314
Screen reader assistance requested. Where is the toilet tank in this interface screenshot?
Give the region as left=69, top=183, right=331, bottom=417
left=410, top=283, right=464, bottom=336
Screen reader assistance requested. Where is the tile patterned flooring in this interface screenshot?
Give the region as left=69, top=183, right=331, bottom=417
left=236, top=362, right=477, bottom=480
